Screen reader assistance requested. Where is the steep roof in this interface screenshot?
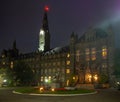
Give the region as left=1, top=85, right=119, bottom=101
left=42, top=46, right=69, bottom=55
left=78, top=28, right=108, bottom=42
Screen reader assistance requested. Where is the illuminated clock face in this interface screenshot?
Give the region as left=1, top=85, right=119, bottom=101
left=39, top=29, right=45, bottom=51
left=40, top=29, right=45, bottom=35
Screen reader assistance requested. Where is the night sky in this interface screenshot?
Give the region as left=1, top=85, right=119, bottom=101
left=0, top=0, right=120, bottom=53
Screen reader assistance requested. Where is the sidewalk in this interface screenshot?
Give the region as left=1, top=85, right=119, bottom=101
left=13, top=90, right=97, bottom=97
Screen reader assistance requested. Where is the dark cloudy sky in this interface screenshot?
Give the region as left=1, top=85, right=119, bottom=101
left=0, top=0, right=120, bottom=53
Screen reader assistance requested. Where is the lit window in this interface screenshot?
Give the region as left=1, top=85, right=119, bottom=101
left=93, top=74, right=98, bottom=82
left=85, top=48, right=90, bottom=61
left=66, top=80, right=69, bottom=86
left=66, top=69, right=70, bottom=74
left=85, top=48, right=90, bottom=55
left=41, top=76, right=43, bottom=81
left=44, top=76, right=48, bottom=82
left=91, top=48, right=96, bottom=60
left=67, top=53, right=70, bottom=58
left=10, top=61, right=13, bottom=69
left=2, top=62, right=5, bottom=65
left=91, top=48, right=96, bottom=54
left=48, top=76, right=51, bottom=80
left=66, top=61, right=70, bottom=65
left=102, top=46, right=107, bottom=59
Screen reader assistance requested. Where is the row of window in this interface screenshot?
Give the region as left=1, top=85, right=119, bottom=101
left=41, top=53, right=67, bottom=60
left=40, top=75, right=65, bottom=82
left=76, top=46, right=107, bottom=61
left=41, top=60, right=70, bottom=67
left=41, top=68, right=70, bottom=75
left=16, top=53, right=69, bottom=62
left=41, top=68, right=65, bottom=74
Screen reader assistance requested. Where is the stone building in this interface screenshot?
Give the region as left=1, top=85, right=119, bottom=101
left=39, top=47, right=70, bottom=87
left=70, top=27, right=114, bottom=86
left=0, top=6, right=115, bottom=87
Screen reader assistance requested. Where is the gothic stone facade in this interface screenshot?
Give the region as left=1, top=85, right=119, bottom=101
left=0, top=27, right=114, bottom=87
left=70, top=27, right=114, bottom=85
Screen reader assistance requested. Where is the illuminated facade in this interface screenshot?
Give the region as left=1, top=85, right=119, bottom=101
left=0, top=6, right=115, bottom=87
left=39, top=47, right=70, bottom=87
left=70, top=27, right=114, bottom=85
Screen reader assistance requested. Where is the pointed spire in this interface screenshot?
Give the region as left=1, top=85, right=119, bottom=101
left=71, top=32, right=75, bottom=38
left=38, top=6, right=50, bottom=52
left=13, top=40, right=16, bottom=49
left=42, top=6, right=49, bottom=31
left=70, top=32, right=78, bottom=43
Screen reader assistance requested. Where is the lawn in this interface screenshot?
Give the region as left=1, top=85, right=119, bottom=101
left=15, top=87, right=95, bottom=94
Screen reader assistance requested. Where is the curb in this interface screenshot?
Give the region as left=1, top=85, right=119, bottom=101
left=13, top=91, right=97, bottom=97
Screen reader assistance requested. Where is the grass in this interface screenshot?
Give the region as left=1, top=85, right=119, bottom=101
left=15, top=87, right=95, bottom=94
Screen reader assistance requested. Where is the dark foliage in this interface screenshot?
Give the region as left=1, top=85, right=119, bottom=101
left=13, top=61, right=34, bottom=86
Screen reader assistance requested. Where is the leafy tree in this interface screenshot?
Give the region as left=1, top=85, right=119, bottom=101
left=0, top=68, right=6, bottom=77
left=0, top=67, right=14, bottom=86
left=69, top=74, right=77, bottom=86
left=113, top=49, right=120, bottom=78
left=99, top=74, right=109, bottom=84
left=13, top=61, right=34, bottom=86
left=6, top=67, right=14, bottom=86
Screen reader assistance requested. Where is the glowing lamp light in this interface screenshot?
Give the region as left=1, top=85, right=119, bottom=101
left=3, top=79, right=7, bottom=83
left=73, top=76, right=75, bottom=80
left=40, top=29, right=45, bottom=35
left=45, top=79, right=48, bottom=83
left=94, top=75, right=98, bottom=81
left=117, top=82, right=120, bottom=85
left=44, top=5, right=49, bottom=12
left=40, top=87, right=44, bottom=92
left=51, top=88, right=55, bottom=92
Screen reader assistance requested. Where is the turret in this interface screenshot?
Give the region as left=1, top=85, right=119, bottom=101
left=70, top=32, right=78, bottom=74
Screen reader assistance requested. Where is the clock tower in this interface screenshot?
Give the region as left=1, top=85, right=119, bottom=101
left=38, top=6, right=50, bottom=52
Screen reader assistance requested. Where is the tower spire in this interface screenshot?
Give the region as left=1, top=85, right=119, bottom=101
left=38, top=6, right=50, bottom=52
left=42, top=6, right=49, bottom=31
left=13, top=40, right=16, bottom=49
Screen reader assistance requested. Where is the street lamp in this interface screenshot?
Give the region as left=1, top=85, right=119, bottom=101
left=88, top=75, right=92, bottom=82
left=94, top=74, right=98, bottom=82
left=3, top=79, right=7, bottom=83
left=45, top=79, right=48, bottom=83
